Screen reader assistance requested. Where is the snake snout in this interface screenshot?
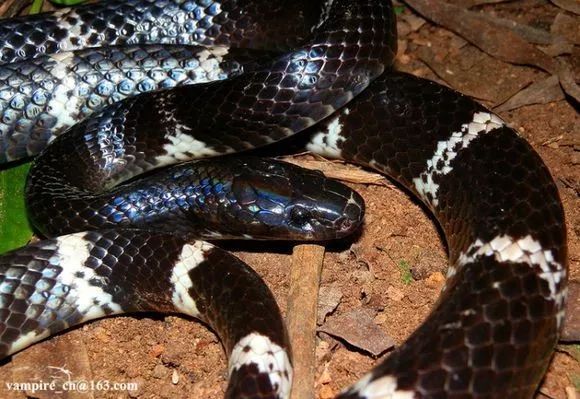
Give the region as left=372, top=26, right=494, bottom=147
left=307, top=180, right=365, bottom=240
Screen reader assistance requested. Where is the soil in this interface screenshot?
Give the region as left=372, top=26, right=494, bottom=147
left=0, top=1, right=578, bottom=399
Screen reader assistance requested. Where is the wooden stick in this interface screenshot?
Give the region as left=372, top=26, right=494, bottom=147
left=282, top=157, right=392, bottom=187
left=287, top=244, right=326, bottom=399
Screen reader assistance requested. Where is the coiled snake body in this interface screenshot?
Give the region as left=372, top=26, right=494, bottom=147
left=0, top=1, right=568, bottom=398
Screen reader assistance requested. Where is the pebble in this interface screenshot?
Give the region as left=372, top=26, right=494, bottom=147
left=152, top=364, right=169, bottom=379
left=149, top=344, right=165, bottom=358
left=319, top=385, right=335, bottom=399
left=93, top=326, right=110, bottom=343
left=425, top=272, right=445, bottom=289
left=127, top=377, right=145, bottom=398
left=374, top=312, right=388, bottom=325
left=315, top=340, right=331, bottom=362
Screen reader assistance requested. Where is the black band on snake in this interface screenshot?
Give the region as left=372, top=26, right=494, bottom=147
left=0, top=1, right=567, bottom=398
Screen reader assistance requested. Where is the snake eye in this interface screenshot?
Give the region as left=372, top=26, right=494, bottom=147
left=289, top=206, right=313, bottom=228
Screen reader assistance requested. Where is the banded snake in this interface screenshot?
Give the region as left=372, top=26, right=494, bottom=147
left=0, top=1, right=569, bottom=398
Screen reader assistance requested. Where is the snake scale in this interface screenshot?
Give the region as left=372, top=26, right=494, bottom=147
left=0, top=0, right=568, bottom=398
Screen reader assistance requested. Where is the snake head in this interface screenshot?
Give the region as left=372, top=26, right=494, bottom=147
left=223, top=157, right=365, bottom=240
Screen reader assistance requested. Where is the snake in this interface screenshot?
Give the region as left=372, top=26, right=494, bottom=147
left=0, top=0, right=568, bottom=398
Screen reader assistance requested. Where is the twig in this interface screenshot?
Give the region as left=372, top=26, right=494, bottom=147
left=283, top=157, right=393, bottom=187
left=287, top=244, right=325, bottom=399
left=541, top=135, right=564, bottom=146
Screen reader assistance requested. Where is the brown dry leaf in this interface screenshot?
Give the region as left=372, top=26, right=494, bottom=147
left=558, top=64, right=580, bottom=103
left=550, top=0, right=580, bottom=15
left=445, top=0, right=512, bottom=7
left=416, top=45, right=532, bottom=104
left=319, top=308, right=395, bottom=357
left=400, top=13, right=427, bottom=33
left=551, top=12, right=580, bottom=44
left=561, top=280, right=580, bottom=342
left=402, top=0, right=580, bottom=104
left=479, top=14, right=556, bottom=45
left=495, top=75, right=565, bottom=113
left=318, top=284, right=344, bottom=325
left=540, top=41, right=575, bottom=57
left=402, top=0, right=559, bottom=74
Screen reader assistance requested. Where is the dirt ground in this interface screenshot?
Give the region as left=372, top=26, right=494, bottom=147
left=0, top=0, right=578, bottom=398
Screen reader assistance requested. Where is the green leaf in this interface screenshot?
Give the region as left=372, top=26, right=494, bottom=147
left=0, top=163, right=34, bottom=253
left=394, top=5, right=406, bottom=15
left=29, top=0, right=44, bottom=14
left=49, top=0, right=88, bottom=5
left=30, top=0, right=87, bottom=14
left=397, top=259, right=413, bottom=285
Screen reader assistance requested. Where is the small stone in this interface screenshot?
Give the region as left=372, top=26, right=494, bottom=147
left=319, top=384, right=335, bottom=399
left=125, top=366, right=141, bottom=379
left=398, top=53, right=411, bottom=64
left=172, top=370, right=180, bottom=385
left=127, top=377, right=145, bottom=398
left=316, top=340, right=331, bottom=361
left=374, top=312, right=388, bottom=325
left=352, top=270, right=374, bottom=284
left=318, top=340, right=329, bottom=351
left=425, top=272, right=445, bottom=289
left=93, top=327, right=110, bottom=343
left=152, top=364, right=169, bottom=379
left=386, top=285, right=405, bottom=301
left=161, top=345, right=183, bottom=366
left=149, top=344, right=165, bottom=358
